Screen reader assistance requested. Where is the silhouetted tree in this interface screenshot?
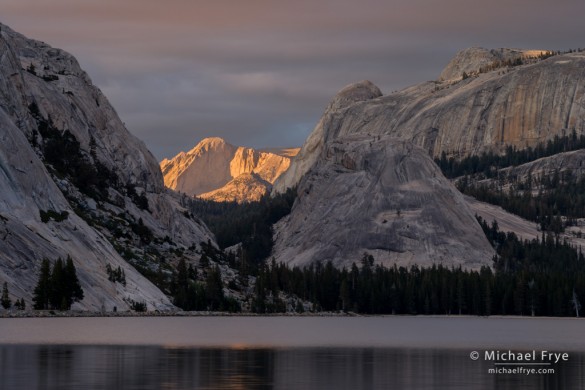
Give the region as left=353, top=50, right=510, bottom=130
left=1, top=282, right=11, bottom=309
left=49, top=258, right=66, bottom=310
left=32, top=256, right=83, bottom=310
left=33, top=259, right=51, bottom=310
left=205, top=266, right=224, bottom=310
left=172, top=258, right=189, bottom=309
left=64, top=256, right=84, bottom=308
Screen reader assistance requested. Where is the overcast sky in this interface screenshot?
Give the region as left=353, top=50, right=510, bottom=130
left=2, top=0, right=584, bottom=160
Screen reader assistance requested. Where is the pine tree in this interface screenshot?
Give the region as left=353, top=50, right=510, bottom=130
left=252, top=274, right=267, bottom=313
left=339, top=279, right=350, bottom=312
left=49, top=258, right=65, bottom=310
left=15, top=298, right=26, bottom=310
left=205, top=266, right=224, bottom=310
left=1, top=282, right=11, bottom=309
left=295, top=300, right=304, bottom=313
left=33, top=259, right=52, bottom=310
left=188, top=264, right=197, bottom=280
left=64, top=256, right=84, bottom=308
left=456, top=272, right=466, bottom=315
left=173, top=258, right=189, bottom=309
left=32, top=256, right=83, bottom=311
left=199, top=253, right=210, bottom=268
left=177, top=258, right=188, bottom=288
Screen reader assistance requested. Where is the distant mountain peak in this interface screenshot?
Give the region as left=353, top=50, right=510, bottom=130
left=196, top=136, right=229, bottom=148
left=161, top=138, right=299, bottom=202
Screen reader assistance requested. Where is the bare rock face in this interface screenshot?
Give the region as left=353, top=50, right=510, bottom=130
left=439, top=47, right=550, bottom=81
left=161, top=137, right=298, bottom=202
left=274, top=80, right=382, bottom=193
left=274, top=50, right=585, bottom=193
left=0, top=23, right=214, bottom=311
left=272, top=135, right=494, bottom=270
left=199, top=173, right=272, bottom=203
left=0, top=25, right=162, bottom=192
left=453, top=148, right=585, bottom=196
left=498, top=149, right=585, bottom=185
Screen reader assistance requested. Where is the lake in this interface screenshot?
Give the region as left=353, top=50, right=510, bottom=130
left=1, top=316, right=584, bottom=389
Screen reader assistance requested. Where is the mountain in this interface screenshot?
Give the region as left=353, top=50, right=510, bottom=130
left=161, top=137, right=299, bottom=202
left=274, top=48, right=585, bottom=193
left=272, top=47, right=585, bottom=269
left=0, top=23, right=215, bottom=311
left=272, top=135, right=494, bottom=270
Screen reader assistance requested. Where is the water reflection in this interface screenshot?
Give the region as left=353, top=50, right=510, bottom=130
left=0, top=346, right=583, bottom=389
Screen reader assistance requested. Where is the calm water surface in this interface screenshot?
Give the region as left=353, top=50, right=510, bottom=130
left=1, top=316, right=584, bottom=389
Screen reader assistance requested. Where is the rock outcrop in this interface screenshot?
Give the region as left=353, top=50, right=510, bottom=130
left=272, top=135, right=495, bottom=270
left=199, top=173, right=272, bottom=203
left=161, top=137, right=298, bottom=202
left=273, top=80, right=382, bottom=193
left=0, top=23, right=214, bottom=311
left=274, top=50, right=585, bottom=193
left=439, top=47, right=551, bottom=81
left=499, top=149, right=585, bottom=186
left=466, top=195, right=585, bottom=250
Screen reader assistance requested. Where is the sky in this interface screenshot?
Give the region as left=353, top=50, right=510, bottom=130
left=2, top=0, right=584, bottom=160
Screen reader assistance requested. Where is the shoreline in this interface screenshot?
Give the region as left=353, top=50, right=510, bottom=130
left=0, top=310, right=357, bottom=318
left=1, top=310, right=582, bottom=319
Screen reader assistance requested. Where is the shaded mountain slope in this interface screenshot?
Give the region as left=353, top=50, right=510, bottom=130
left=0, top=23, right=214, bottom=311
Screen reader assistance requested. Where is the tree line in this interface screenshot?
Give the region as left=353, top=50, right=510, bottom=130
left=170, top=257, right=240, bottom=313
left=244, top=218, right=584, bottom=317
left=174, top=179, right=585, bottom=317
left=459, top=168, right=585, bottom=233
left=436, top=131, right=585, bottom=179
left=165, top=206, right=585, bottom=317
left=189, top=188, right=296, bottom=272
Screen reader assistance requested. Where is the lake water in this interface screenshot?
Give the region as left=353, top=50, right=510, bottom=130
left=1, top=316, right=584, bottom=389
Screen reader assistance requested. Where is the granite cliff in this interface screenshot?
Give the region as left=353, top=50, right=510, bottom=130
left=0, top=23, right=214, bottom=311
left=271, top=47, right=585, bottom=269
left=274, top=49, right=585, bottom=193
left=272, top=136, right=494, bottom=269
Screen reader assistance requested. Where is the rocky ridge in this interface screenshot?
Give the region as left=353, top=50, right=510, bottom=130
left=199, top=173, right=272, bottom=203
left=492, top=148, right=585, bottom=187
left=161, top=137, right=298, bottom=202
